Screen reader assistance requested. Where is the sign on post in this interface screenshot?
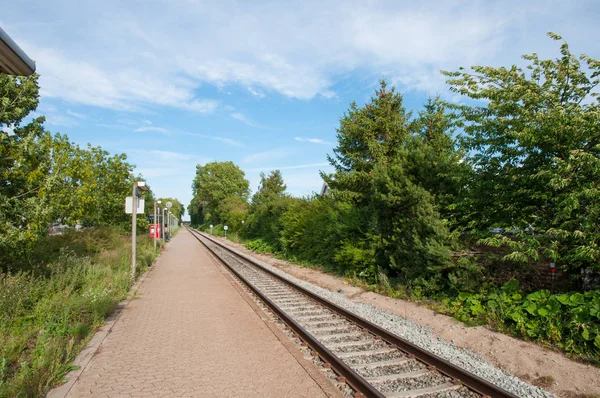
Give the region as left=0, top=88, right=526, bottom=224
left=125, top=197, right=145, bottom=214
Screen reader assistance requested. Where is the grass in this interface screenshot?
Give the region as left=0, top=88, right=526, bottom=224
left=0, top=227, right=161, bottom=397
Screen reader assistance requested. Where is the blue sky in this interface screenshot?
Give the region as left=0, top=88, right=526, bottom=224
left=2, top=0, right=599, bottom=220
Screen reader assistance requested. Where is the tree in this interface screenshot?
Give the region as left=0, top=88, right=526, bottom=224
left=0, top=74, right=39, bottom=127
left=244, top=170, right=291, bottom=249
left=408, top=97, right=468, bottom=222
left=157, top=197, right=185, bottom=222
left=1, top=73, right=153, bottom=265
left=323, top=81, right=454, bottom=286
left=0, top=74, right=53, bottom=260
left=444, top=33, right=600, bottom=274
left=189, top=161, right=250, bottom=225
left=323, top=80, right=411, bottom=204
left=49, top=139, right=137, bottom=228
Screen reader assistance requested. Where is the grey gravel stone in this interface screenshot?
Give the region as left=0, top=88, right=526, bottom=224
left=208, top=234, right=555, bottom=398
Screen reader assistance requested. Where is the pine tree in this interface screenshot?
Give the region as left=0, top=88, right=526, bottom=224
left=323, top=81, right=453, bottom=287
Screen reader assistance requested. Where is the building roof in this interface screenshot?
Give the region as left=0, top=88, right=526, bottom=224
left=0, top=26, right=35, bottom=76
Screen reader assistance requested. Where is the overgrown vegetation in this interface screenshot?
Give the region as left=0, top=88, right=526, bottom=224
left=0, top=228, right=159, bottom=397
left=189, top=33, right=600, bottom=360
left=0, top=74, right=167, bottom=267
left=442, top=280, right=600, bottom=362
left=1, top=64, right=180, bottom=396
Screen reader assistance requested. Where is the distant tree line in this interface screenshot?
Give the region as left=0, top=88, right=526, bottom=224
left=188, top=33, right=600, bottom=294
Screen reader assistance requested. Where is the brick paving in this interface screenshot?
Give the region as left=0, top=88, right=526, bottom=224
left=63, top=228, right=331, bottom=397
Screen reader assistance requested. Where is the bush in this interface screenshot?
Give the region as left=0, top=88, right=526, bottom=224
left=0, top=228, right=158, bottom=397
left=246, top=239, right=275, bottom=254
left=445, top=279, right=600, bottom=360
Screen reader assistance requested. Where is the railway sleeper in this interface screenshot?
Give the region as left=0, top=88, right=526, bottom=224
left=384, top=382, right=462, bottom=398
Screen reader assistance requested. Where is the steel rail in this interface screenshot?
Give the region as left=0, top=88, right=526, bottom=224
left=188, top=228, right=383, bottom=397
left=189, top=228, right=519, bottom=398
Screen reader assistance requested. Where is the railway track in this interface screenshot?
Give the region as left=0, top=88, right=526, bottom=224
left=188, top=228, right=519, bottom=398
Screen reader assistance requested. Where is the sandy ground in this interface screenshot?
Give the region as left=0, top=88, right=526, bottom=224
left=215, top=236, right=600, bottom=398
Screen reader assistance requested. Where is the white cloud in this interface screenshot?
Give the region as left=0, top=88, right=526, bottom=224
left=247, top=87, right=265, bottom=98
left=180, top=99, right=220, bottom=114
left=135, top=126, right=170, bottom=134
left=44, top=114, right=79, bottom=127
left=212, top=136, right=243, bottom=147
left=66, top=109, right=87, bottom=119
left=182, top=131, right=243, bottom=147
left=132, top=124, right=243, bottom=146
left=25, top=45, right=219, bottom=113
left=294, top=137, right=333, bottom=145
left=231, top=112, right=259, bottom=128
left=6, top=0, right=599, bottom=107
left=242, top=148, right=289, bottom=165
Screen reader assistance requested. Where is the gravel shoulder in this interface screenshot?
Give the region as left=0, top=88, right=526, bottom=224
left=214, top=236, right=600, bottom=398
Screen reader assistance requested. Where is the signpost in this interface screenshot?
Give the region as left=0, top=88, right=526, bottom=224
left=210, top=224, right=213, bottom=234
left=129, top=181, right=149, bottom=282
left=125, top=197, right=145, bottom=214
left=224, top=225, right=228, bottom=239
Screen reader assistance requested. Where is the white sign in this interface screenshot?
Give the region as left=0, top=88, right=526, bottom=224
left=223, top=225, right=228, bottom=231
left=125, top=197, right=145, bottom=214
left=166, top=201, right=173, bottom=209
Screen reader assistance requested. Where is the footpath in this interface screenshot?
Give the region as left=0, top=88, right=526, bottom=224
left=50, top=228, right=335, bottom=398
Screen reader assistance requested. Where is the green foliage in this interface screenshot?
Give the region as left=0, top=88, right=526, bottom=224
left=408, top=97, right=469, bottom=223
left=445, top=280, right=600, bottom=359
left=322, top=81, right=459, bottom=289
left=188, top=161, right=250, bottom=226
left=50, top=137, right=138, bottom=228
left=280, top=197, right=360, bottom=270
left=334, top=241, right=377, bottom=283
left=246, top=238, right=276, bottom=254
left=1, top=74, right=156, bottom=265
left=1, top=117, right=54, bottom=259
left=0, top=228, right=159, bottom=396
left=157, top=197, right=185, bottom=221
left=0, top=74, right=39, bottom=126
left=244, top=170, right=294, bottom=250
left=444, top=32, right=600, bottom=274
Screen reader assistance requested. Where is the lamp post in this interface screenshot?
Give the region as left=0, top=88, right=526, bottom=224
left=131, top=181, right=149, bottom=282
left=162, top=208, right=166, bottom=244
left=154, top=200, right=161, bottom=252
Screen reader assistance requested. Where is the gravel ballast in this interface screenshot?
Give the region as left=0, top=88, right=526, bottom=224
left=207, top=234, right=555, bottom=398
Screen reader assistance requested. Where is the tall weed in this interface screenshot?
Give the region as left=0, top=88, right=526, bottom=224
left=0, top=228, right=159, bottom=397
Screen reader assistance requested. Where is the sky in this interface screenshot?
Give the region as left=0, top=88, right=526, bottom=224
left=2, top=0, right=599, bottom=220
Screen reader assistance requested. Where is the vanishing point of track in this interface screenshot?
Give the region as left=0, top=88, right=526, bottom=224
left=188, top=228, right=519, bottom=398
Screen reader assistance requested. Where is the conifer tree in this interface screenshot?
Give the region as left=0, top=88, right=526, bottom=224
left=324, top=81, right=453, bottom=286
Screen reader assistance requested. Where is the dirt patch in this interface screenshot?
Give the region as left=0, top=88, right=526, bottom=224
left=215, top=236, right=600, bottom=398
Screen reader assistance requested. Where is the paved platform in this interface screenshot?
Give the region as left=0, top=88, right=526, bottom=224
left=59, top=228, right=334, bottom=397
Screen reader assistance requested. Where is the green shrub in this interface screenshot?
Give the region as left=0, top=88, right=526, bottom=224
left=246, top=239, right=275, bottom=254
left=445, top=279, right=600, bottom=360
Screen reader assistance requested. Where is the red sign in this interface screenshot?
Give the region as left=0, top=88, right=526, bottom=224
left=149, top=223, right=161, bottom=238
